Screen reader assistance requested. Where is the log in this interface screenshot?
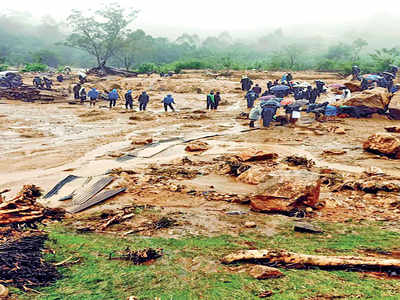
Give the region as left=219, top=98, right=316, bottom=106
left=221, top=249, right=400, bottom=271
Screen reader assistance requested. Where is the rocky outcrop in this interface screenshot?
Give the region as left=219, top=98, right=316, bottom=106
left=363, top=133, right=400, bottom=158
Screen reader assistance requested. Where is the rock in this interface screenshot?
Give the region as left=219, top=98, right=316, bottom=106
left=0, top=284, right=8, bottom=298
left=385, top=126, right=400, bottom=133
left=237, top=167, right=269, bottom=185
left=364, top=166, right=385, bottom=176
left=323, top=149, right=347, bottom=155
left=294, top=222, right=323, bottom=234
left=244, top=221, right=257, bottom=228
left=258, top=291, right=274, bottom=298
left=250, top=170, right=324, bottom=214
left=363, top=133, right=400, bottom=159
left=185, top=141, right=209, bottom=152
left=248, top=265, right=284, bottom=280
left=237, top=149, right=278, bottom=162
left=285, top=156, right=315, bottom=168
left=344, top=81, right=362, bottom=92
left=334, top=127, right=346, bottom=135
left=132, top=137, right=153, bottom=145
left=343, top=88, right=391, bottom=109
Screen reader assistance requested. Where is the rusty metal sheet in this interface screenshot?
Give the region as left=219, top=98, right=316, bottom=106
left=68, top=188, right=126, bottom=214
left=72, top=176, right=114, bottom=206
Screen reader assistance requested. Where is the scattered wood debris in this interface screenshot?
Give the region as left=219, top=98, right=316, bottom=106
left=110, top=248, right=163, bottom=265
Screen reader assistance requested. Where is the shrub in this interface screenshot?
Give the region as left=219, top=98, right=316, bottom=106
left=21, top=63, right=48, bottom=72
left=0, top=64, right=8, bottom=72
left=138, top=63, right=157, bottom=74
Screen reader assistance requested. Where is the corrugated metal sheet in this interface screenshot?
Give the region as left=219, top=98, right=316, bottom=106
left=43, top=175, right=79, bottom=199
left=69, top=188, right=126, bottom=214
left=72, top=176, right=114, bottom=206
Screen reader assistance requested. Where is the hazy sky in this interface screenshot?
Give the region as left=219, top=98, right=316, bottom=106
left=2, top=0, right=400, bottom=36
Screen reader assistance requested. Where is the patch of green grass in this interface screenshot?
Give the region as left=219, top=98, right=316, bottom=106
left=13, top=222, right=400, bottom=300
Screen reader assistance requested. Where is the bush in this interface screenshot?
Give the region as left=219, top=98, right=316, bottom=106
left=138, top=63, right=157, bottom=74
left=174, top=60, right=206, bottom=73
left=0, top=64, right=8, bottom=72
left=21, top=63, right=48, bottom=72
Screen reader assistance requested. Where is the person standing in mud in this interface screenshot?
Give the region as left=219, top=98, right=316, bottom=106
left=162, top=94, right=175, bottom=112
left=43, top=77, right=52, bottom=89
left=214, top=92, right=221, bottom=110
left=207, top=91, right=215, bottom=110
left=79, top=87, right=86, bottom=104
left=73, top=83, right=81, bottom=100
left=33, top=76, right=43, bottom=89
left=138, top=91, right=149, bottom=111
left=252, top=84, right=262, bottom=97
left=88, top=88, right=99, bottom=107
left=108, top=89, right=119, bottom=109
left=267, top=81, right=273, bottom=93
left=240, top=76, right=253, bottom=91
left=245, top=90, right=257, bottom=109
left=125, top=90, right=133, bottom=109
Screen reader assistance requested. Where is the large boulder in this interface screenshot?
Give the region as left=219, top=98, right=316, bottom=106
left=344, top=81, right=362, bottom=92
left=250, top=170, right=324, bottom=213
left=343, top=88, right=391, bottom=109
left=363, top=133, right=400, bottom=158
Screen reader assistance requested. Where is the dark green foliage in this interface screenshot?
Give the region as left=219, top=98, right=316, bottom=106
left=0, top=64, right=7, bottom=71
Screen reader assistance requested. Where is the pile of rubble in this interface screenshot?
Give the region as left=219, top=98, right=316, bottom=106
left=0, top=185, right=65, bottom=229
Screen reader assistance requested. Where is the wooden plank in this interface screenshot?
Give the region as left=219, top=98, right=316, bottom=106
left=72, top=176, right=114, bottom=206
left=43, top=175, right=79, bottom=199
left=68, top=188, right=126, bottom=214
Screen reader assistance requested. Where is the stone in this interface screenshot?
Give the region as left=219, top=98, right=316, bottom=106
left=244, top=221, right=257, bottom=228
left=237, top=167, right=269, bottom=185
left=248, top=265, right=284, bottom=280
left=344, top=81, right=362, bottom=92
left=131, top=137, right=153, bottom=145
left=237, top=149, right=278, bottom=162
left=323, top=149, right=347, bottom=156
left=385, top=126, right=400, bottom=133
left=363, top=133, right=400, bottom=159
left=250, top=170, right=324, bottom=213
left=334, top=127, right=346, bottom=135
left=343, top=88, right=391, bottom=109
left=0, top=284, right=9, bottom=298
left=185, top=141, right=209, bottom=152
left=294, top=222, right=323, bottom=234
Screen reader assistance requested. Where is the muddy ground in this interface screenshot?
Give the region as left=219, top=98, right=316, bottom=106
left=1, top=70, right=400, bottom=237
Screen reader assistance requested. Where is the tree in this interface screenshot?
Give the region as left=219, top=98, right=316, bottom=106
left=65, top=3, right=138, bottom=69
left=352, top=38, right=368, bottom=61
left=283, top=44, right=306, bottom=69
left=326, top=43, right=352, bottom=60
left=32, top=49, right=60, bottom=67
left=370, top=48, right=400, bottom=72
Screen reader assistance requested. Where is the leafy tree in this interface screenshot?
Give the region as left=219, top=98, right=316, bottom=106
left=370, top=48, right=400, bottom=71
left=352, top=38, right=368, bottom=61
left=326, top=43, right=352, bottom=60
left=32, top=49, right=60, bottom=67
left=65, top=3, right=138, bottom=69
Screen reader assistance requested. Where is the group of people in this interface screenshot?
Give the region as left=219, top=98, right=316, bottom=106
left=206, top=91, right=222, bottom=110
left=353, top=65, right=398, bottom=93
left=33, top=76, right=52, bottom=89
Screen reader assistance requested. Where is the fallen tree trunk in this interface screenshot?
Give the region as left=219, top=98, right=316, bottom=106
left=222, top=249, right=400, bottom=272
left=87, top=66, right=138, bottom=78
